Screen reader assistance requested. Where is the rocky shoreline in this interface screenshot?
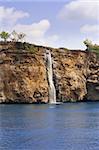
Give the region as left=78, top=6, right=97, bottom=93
left=0, top=42, right=99, bottom=103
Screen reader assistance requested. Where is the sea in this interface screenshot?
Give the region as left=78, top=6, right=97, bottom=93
left=0, top=102, right=99, bottom=150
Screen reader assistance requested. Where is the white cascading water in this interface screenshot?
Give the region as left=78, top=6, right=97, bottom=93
left=45, top=50, right=56, bottom=104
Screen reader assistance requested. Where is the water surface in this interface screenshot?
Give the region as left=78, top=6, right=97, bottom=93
left=0, top=102, right=99, bottom=150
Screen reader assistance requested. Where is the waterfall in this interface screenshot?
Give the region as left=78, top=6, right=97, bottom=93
left=45, top=50, right=56, bottom=104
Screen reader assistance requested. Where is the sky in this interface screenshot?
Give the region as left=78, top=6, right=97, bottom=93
left=0, top=0, right=99, bottom=49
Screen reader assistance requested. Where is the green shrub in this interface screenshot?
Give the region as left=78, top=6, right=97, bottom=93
left=15, top=42, right=38, bottom=53
left=84, top=39, right=99, bottom=57
left=0, top=31, right=10, bottom=42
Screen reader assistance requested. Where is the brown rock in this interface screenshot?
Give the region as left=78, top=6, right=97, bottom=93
left=0, top=42, right=98, bottom=103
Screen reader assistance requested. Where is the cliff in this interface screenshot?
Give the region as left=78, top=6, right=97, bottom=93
left=0, top=42, right=98, bottom=103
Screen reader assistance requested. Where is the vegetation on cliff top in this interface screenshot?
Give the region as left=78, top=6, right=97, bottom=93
left=84, top=39, right=99, bottom=57
left=0, top=31, right=37, bottom=53
left=0, top=31, right=99, bottom=56
left=0, top=31, right=10, bottom=42
left=15, top=42, right=38, bottom=53
left=0, top=30, right=26, bottom=42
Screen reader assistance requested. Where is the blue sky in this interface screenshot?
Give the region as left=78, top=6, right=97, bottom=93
left=0, top=0, right=99, bottom=49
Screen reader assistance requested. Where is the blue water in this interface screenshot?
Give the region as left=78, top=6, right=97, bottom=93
left=0, top=103, right=99, bottom=150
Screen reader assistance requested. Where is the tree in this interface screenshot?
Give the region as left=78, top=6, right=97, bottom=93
left=83, top=39, right=93, bottom=51
left=83, top=39, right=99, bottom=57
left=18, top=33, right=26, bottom=42
left=10, top=30, right=26, bottom=42
left=0, top=31, right=10, bottom=42
left=11, top=30, right=18, bottom=42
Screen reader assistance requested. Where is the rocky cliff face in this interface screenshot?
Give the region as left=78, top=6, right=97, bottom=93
left=0, top=42, right=48, bottom=103
left=52, top=49, right=88, bottom=102
left=0, top=42, right=98, bottom=103
left=52, top=49, right=99, bottom=102
left=86, top=52, right=99, bottom=101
